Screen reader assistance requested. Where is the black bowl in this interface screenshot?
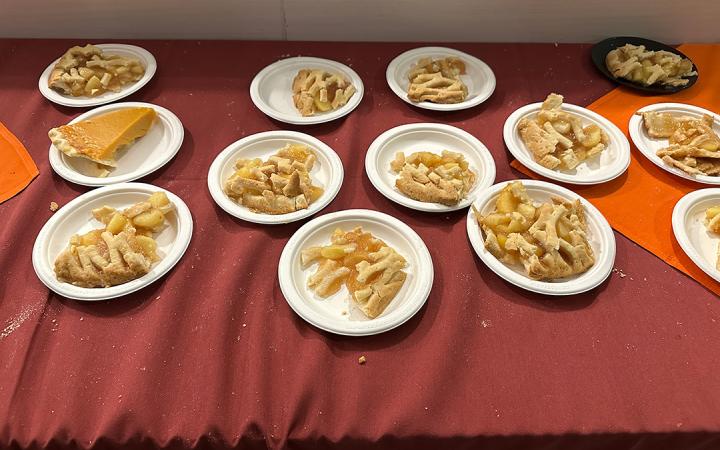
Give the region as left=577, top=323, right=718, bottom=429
left=591, top=36, right=698, bottom=94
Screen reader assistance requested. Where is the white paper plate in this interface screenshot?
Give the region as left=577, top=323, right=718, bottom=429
left=466, top=180, right=616, bottom=295
left=672, top=189, right=720, bottom=283
left=629, top=103, right=720, bottom=185
left=207, top=131, right=344, bottom=224
left=278, top=209, right=433, bottom=336
left=48, top=102, right=183, bottom=187
left=32, top=183, right=193, bottom=301
left=365, top=123, right=496, bottom=212
left=249, top=57, right=364, bottom=125
left=504, top=102, right=630, bottom=185
left=386, top=46, right=496, bottom=111
left=38, top=44, right=157, bottom=108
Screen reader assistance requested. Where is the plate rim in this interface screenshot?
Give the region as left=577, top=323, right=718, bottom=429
left=38, top=43, right=157, bottom=108
left=503, top=102, right=631, bottom=185
left=207, top=130, right=344, bottom=224
left=466, top=179, right=616, bottom=296
left=249, top=56, right=364, bottom=125
left=590, top=36, right=698, bottom=94
left=48, top=101, right=184, bottom=187
left=629, top=102, right=720, bottom=185
left=31, top=182, right=193, bottom=301
left=277, top=208, right=434, bottom=336
left=385, top=46, right=496, bottom=111
left=364, top=122, right=497, bottom=212
left=672, top=188, right=720, bottom=284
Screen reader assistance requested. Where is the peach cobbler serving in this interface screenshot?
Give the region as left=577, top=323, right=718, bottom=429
left=475, top=181, right=595, bottom=281
left=640, top=111, right=720, bottom=176
left=48, top=44, right=146, bottom=97
left=518, top=93, right=609, bottom=171
left=390, top=150, right=476, bottom=206
left=407, top=57, right=468, bottom=104
left=54, top=192, right=172, bottom=288
left=224, top=144, right=324, bottom=214
left=301, top=227, right=407, bottom=319
left=292, top=69, right=356, bottom=117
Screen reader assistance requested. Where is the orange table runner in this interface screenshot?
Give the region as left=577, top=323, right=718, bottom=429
left=0, top=121, right=38, bottom=203
left=512, top=44, right=720, bottom=295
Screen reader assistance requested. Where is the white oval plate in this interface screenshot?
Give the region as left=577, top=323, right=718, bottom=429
left=466, top=180, right=616, bottom=295
left=38, top=44, right=157, bottom=108
left=629, top=103, right=720, bottom=185
left=208, top=131, right=344, bottom=224
left=504, top=102, right=631, bottom=185
left=365, top=123, right=496, bottom=212
left=278, top=209, right=433, bottom=336
left=249, top=56, right=364, bottom=125
left=672, top=189, right=720, bottom=283
left=32, top=183, right=193, bottom=301
left=48, top=102, right=183, bottom=187
left=386, top=46, right=496, bottom=111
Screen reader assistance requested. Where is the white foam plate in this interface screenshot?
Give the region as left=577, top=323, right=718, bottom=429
left=672, top=189, right=720, bottom=283
left=249, top=56, right=364, bottom=125
left=466, top=180, right=616, bottom=295
left=629, top=103, right=720, bottom=185
left=504, top=102, right=631, bottom=185
left=48, top=102, right=183, bottom=187
left=32, top=183, right=193, bottom=301
left=386, top=46, right=496, bottom=111
left=365, top=123, right=496, bottom=212
left=38, top=44, right=157, bottom=108
left=278, top=209, right=433, bottom=336
left=208, top=131, right=344, bottom=224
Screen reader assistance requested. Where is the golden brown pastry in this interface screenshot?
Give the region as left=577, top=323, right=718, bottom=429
left=518, top=93, right=609, bottom=170
left=292, top=69, right=356, bottom=116
left=640, top=111, right=720, bottom=176
left=390, top=150, right=475, bottom=205
left=48, top=44, right=145, bottom=97
left=301, top=227, right=407, bottom=319
left=224, top=144, right=324, bottom=214
left=54, top=192, right=172, bottom=288
left=407, top=57, right=468, bottom=104
left=606, top=44, right=696, bottom=87
left=476, top=181, right=595, bottom=280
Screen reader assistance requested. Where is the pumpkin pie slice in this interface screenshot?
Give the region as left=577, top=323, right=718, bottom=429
left=48, top=107, right=157, bottom=167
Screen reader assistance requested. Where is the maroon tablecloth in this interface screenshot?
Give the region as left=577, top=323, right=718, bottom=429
left=1, top=40, right=720, bottom=450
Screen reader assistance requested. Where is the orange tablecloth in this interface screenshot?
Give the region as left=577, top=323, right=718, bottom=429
left=0, top=121, right=37, bottom=203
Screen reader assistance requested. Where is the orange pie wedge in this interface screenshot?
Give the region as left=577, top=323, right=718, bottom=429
left=48, top=107, right=157, bottom=167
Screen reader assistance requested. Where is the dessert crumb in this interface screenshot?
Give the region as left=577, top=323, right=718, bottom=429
left=49, top=201, right=59, bottom=212
left=341, top=310, right=348, bottom=316
left=619, top=272, right=626, bottom=278
left=358, top=355, right=366, bottom=365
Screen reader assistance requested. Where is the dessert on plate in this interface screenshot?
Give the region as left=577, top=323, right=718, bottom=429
left=54, top=192, right=172, bottom=288
left=705, top=205, right=720, bottom=270
left=292, top=69, right=356, bottom=116
left=518, top=93, right=609, bottom=171
left=224, top=143, right=324, bottom=214
left=605, top=44, right=696, bottom=88
left=407, top=57, right=468, bottom=104
left=48, top=107, right=157, bottom=173
left=475, top=181, right=595, bottom=280
left=390, top=150, right=476, bottom=205
left=48, top=44, right=146, bottom=97
left=640, top=111, right=720, bottom=176
left=301, top=227, right=407, bottom=319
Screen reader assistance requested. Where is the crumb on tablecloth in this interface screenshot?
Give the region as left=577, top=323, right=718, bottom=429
left=49, top=201, right=59, bottom=212
left=358, top=355, right=366, bottom=365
